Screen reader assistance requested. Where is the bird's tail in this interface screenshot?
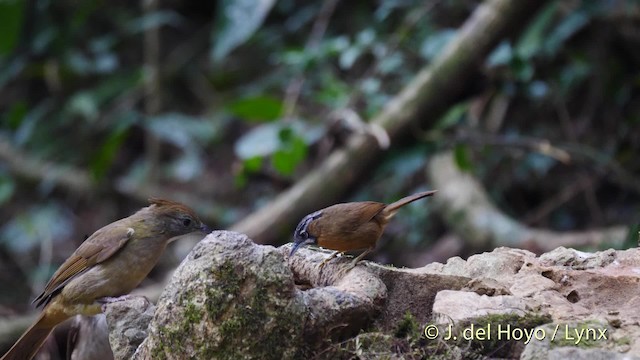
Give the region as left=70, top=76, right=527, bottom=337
left=1, top=312, right=55, bottom=360
left=382, top=190, right=437, bottom=220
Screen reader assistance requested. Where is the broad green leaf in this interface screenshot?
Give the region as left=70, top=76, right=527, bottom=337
left=236, top=157, right=263, bottom=188
left=272, top=135, right=307, bottom=176
left=243, top=156, right=263, bottom=172
left=228, top=96, right=283, bottom=122
left=211, top=0, right=276, bottom=61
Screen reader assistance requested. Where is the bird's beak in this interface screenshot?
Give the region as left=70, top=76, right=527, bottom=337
left=289, top=242, right=303, bottom=257
left=200, top=224, right=212, bottom=234
left=289, top=238, right=315, bottom=257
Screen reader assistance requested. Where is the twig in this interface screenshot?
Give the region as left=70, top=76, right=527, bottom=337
left=452, top=132, right=572, bottom=164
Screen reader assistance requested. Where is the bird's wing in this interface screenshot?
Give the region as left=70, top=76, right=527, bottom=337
left=33, top=226, right=134, bottom=307
left=357, top=202, right=387, bottom=222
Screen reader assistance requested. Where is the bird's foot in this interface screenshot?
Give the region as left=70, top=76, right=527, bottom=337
left=317, top=258, right=332, bottom=270
left=318, top=251, right=344, bottom=270
left=337, top=259, right=360, bottom=277
left=336, top=248, right=372, bottom=277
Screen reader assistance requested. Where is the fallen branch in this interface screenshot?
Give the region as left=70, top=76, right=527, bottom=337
left=427, top=152, right=628, bottom=252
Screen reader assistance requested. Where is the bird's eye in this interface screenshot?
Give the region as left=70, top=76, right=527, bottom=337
left=182, top=218, right=192, bottom=227
left=299, top=230, right=308, bottom=239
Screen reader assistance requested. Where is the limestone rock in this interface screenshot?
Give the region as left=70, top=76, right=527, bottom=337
left=102, top=231, right=640, bottom=359
left=103, top=296, right=155, bottom=359
left=68, top=315, right=114, bottom=360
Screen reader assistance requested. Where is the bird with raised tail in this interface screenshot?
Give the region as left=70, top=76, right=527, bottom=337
left=290, top=190, right=437, bottom=269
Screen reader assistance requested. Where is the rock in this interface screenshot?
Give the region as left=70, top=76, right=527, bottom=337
left=368, top=264, right=469, bottom=331
left=427, top=247, right=640, bottom=358
left=103, top=296, right=155, bottom=359
left=538, top=247, right=617, bottom=269
left=102, top=231, right=640, bottom=359
left=463, top=277, right=511, bottom=296
left=133, top=231, right=386, bottom=359
left=520, top=322, right=640, bottom=360
left=433, top=290, right=531, bottom=322
left=68, top=315, right=114, bottom=360
left=133, top=231, right=306, bottom=359
left=546, top=348, right=639, bottom=360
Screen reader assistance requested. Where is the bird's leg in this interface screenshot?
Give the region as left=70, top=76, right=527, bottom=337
left=318, top=251, right=344, bottom=270
left=342, top=248, right=373, bottom=273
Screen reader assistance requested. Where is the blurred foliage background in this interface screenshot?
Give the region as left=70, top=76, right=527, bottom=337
left=1, top=0, right=639, bottom=314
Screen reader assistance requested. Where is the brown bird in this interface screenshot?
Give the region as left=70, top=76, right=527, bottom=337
left=289, top=190, right=437, bottom=268
left=1, top=198, right=209, bottom=360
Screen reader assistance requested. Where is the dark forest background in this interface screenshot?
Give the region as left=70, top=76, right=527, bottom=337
left=1, top=0, right=639, bottom=319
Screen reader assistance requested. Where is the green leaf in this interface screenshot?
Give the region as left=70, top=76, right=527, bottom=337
left=0, top=0, right=23, bottom=55
left=515, top=2, right=558, bottom=60
left=235, top=156, right=263, bottom=188
left=453, top=144, right=472, bottom=172
left=228, top=96, right=283, bottom=122
left=435, top=101, right=469, bottom=130
left=243, top=156, right=263, bottom=173
left=315, top=73, right=350, bottom=108
left=234, top=172, right=248, bottom=188
left=211, top=0, right=276, bottom=61
left=271, top=135, right=307, bottom=176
